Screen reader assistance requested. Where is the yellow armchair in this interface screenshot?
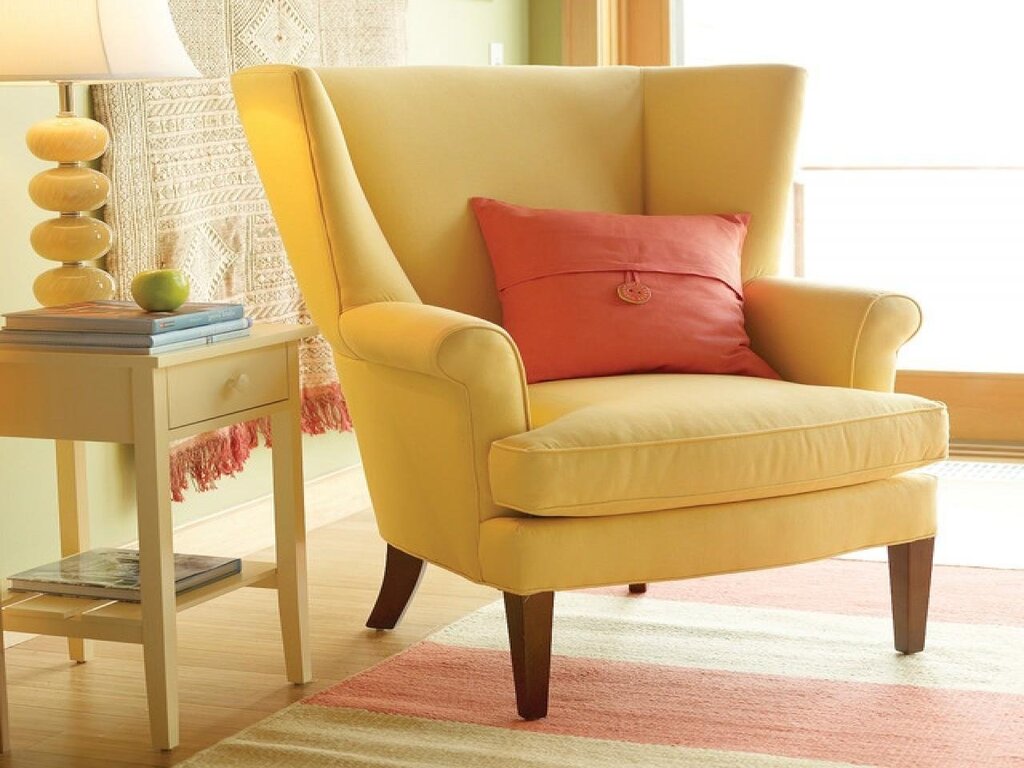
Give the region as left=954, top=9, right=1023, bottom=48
left=232, top=64, right=948, bottom=720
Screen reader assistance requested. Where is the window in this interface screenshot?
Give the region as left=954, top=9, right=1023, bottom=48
left=675, top=0, right=1024, bottom=375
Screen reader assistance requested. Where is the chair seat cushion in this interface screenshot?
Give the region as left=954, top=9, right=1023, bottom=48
left=489, top=374, right=948, bottom=517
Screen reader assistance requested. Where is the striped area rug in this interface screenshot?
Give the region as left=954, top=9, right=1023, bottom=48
left=183, top=560, right=1024, bottom=767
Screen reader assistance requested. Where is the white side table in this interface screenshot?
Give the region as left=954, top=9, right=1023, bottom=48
left=0, top=323, right=314, bottom=751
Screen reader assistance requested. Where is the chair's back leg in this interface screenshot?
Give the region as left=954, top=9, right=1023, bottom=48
left=366, top=545, right=426, bottom=630
left=503, top=591, right=554, bottom=720
left=888, top=536, right=935, bottom=654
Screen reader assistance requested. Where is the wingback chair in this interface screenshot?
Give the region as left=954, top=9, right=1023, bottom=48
left=232, top=64, right=948, bottom=719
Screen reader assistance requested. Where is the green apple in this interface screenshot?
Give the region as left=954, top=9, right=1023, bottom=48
left=131, top=269, right=190, bottom=312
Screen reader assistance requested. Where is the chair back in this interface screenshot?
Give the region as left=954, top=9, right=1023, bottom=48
left=233, top=64, right=804, bottom=349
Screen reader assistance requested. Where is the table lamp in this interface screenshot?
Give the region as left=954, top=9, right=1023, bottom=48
left=0, top=0, right=200, bottom=306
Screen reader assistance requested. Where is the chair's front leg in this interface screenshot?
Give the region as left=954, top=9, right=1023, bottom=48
left=504, top=591, right=554, bottom=720
left=888, top=537, right=935, bottom=654
left=366, top=545, right=426, bottom=630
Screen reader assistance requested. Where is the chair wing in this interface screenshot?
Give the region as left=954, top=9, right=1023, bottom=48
left=643, top=65, right=806, bottom=281
left=232, top=65, right=419, bottom=355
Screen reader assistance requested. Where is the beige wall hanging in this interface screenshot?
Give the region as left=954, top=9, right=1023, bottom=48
left=92, top=0, right=407, bottom=499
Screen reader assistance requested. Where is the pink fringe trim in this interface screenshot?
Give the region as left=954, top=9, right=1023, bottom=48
left=169, top=383, right=352, bottom=502
left=301, top=382, right=354, bottom=435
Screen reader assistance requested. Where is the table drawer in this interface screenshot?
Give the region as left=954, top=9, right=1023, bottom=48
left=166, top=346, right=289, bottom=428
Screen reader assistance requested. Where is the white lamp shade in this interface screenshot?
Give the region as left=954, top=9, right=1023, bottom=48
left=0, top=0, right=200, bottom=82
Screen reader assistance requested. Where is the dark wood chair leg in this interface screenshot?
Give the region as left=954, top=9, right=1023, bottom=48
left=888, top=536, right=935, bottom=654
left=366, top=545, right=426, bottom=630
left=628, top=583, right=647, bottom=594
left=503, top=591, right=554, bottom=721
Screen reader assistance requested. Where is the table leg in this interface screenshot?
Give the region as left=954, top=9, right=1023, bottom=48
left=0, top=609, right=9, bottom=754
left=132, top=368, right=179, bottom=751
left=271, top=343, right=311, bottom=684
left=55, top=440, right=92, bottom=663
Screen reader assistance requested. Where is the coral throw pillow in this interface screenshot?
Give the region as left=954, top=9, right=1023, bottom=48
left=471, top=197, right=779, bottom=384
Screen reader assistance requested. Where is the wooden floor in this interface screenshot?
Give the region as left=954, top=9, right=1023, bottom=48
left=0, top=511, right=494, bottom=767
left=2, top=462, right=1021, bottom=766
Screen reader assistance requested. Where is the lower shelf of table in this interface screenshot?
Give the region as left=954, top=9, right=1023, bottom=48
left=0, top=560, right=277, bottom=644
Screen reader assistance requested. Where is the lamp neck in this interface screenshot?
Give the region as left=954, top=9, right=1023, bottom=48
left=56, top=81, right=76, bottom=117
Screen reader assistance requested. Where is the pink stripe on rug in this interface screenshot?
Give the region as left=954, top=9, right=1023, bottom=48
left=589, top=560, right=1024, bottom=627
left=308, top=642, right=1024, bottom=768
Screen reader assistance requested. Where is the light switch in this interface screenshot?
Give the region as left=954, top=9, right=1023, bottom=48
left=489, top=42, right=504, bottom=66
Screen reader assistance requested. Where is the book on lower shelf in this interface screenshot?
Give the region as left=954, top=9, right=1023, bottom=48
left=7, top=549, right=242, bottom=602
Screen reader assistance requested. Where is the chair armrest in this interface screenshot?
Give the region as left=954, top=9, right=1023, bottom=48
left=744, top=277, right=922, bottom=392
left=338, top=302, right=529, bottom=394
left=336, top=302, right=530, bottom=581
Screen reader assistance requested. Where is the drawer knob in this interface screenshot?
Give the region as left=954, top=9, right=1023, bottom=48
left=227, top=373, right=251, bottom=393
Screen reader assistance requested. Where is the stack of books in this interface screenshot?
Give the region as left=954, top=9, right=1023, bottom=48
left=0, top=301, right=251, bottom=354
left=8, top=548, right=242, bottom=602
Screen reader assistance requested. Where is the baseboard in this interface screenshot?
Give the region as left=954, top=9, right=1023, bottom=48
left=950, top=441, right=1024, bottom=460
left=3, top=632, right=33, bottom=650
left=2, top=463, right=371, bottom=649
left=145, top=462, right=372, bottom=558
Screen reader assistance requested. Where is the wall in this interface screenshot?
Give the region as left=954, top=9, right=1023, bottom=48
left=406, top=0, right=529, bottom=65
left=0, top=3, right=530, bottom=583
left=0, top=84, right=88, bottom=581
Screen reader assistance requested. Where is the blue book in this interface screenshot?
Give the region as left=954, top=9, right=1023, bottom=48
left=0, top=317, right=252, bottom=348
left=0, top=327, right=252, bottom=355
left=2, top=300, right=245, bottom=334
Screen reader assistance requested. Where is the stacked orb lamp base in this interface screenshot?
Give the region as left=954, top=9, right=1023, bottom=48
left=25, top=82, right=116, bottom=307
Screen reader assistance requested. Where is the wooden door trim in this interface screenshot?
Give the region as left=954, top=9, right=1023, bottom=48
left=562, top=0, right=671, bottom=66
left=562, top=0, right=614, bottom=65
left=617, top=0, right=671, bottom=65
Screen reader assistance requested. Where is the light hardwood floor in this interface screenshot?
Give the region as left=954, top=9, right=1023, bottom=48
left=0, top=511, right=494, bottom=767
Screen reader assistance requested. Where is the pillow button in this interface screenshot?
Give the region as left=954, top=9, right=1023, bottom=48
left=617, top=280, right=652, bottom=304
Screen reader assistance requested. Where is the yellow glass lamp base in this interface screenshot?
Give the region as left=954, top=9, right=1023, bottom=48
left=25, top=97, right=117, bottom=307
left=31, top=217, right=113, bottom=263
left=26, top=117, right=109, bottom=164
left=29, top=166, right=111, bottom=213
left=33, top=265, right=117, bottom=307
